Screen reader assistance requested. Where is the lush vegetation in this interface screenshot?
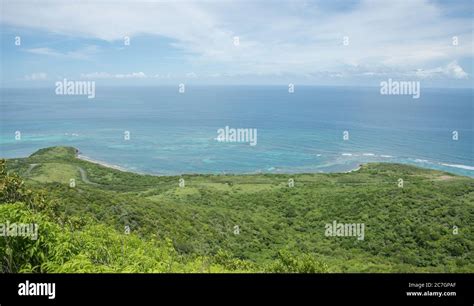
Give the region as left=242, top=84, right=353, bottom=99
left=1, top=146, right=473, bottom=272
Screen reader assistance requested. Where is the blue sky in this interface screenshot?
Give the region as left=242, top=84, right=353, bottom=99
left=1, top=0, right=473, bottom=87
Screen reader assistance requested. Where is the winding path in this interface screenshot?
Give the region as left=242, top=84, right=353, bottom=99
left=77, top=166, right=99, bottom=185
left=25, top=163, right=39, bottom=176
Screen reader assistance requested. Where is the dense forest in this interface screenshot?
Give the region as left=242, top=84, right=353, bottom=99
left=1, top=146, right=473, bottom=272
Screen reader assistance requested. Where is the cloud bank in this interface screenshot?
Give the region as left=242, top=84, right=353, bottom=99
left=2, top=0, right=473, bottom=83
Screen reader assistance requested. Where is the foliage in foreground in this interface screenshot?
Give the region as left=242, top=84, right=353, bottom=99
left=0, top=159, right=328, bottom=273
left=1, top=146, right=473, bottom=273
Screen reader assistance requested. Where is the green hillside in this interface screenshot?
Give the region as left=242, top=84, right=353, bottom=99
left=1, top=146, right=473, bottom=272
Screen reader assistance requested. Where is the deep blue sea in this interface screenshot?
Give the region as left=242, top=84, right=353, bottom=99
left=1, top=86, right=473, bottom=176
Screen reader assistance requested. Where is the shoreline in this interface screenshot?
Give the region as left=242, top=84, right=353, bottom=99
left=74, top=153, right=364, bottom=177
left=74, top=152, right=474, bottom=178
left=345, top=166, right=361, bottom=173
left=76, top=154, right=129, bottom=172
left=72, top=154, right=474, bottom=179
left=50, top=147, right=470, bottom=178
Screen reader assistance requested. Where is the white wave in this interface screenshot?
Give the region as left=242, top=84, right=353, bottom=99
left=362, top=153, right=375, bottom=156
left=346, top=166, right=361, bottom=173
left=341, top=153, right=352, bottom=156
left=440, top=163, right=474, bottom=171
left=380, top=155, right=393, bottom=158
left=77, top=154, right=127, bottom=171
left=414, top=159, right=429, bottom=163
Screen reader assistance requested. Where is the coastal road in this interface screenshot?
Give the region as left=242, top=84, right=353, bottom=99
left=77, top=166, right=99, bottom=185
left=25, top=163, right=39, bottom=176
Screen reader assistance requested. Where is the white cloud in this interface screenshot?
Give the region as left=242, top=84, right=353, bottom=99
left=23, top=72, right=47, bottom=80
left=26, top=48, right=63, bottom=57
left=80, top=72, right=113, bottom=79
left=185, top=72, right=197, bottom=78
left=3, top=0, right=473, bottom=79
left=81, top=72, right=147, bottom=79
left=445, top=61, right=469, bottom=79
left=25, top=46, right=99, bottom=59
left=414, top=61, right=468, bottom=79
left=115, top=72, right=147, bottom=79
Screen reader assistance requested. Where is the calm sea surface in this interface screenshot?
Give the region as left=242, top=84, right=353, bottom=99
left=1, top=86, right=472, bottom=176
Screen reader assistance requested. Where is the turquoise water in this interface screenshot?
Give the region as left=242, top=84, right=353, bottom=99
left=0, top=86, right=472, bottom=176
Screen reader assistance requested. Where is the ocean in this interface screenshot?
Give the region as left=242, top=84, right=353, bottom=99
left=1, top=86, right=473, bottom=176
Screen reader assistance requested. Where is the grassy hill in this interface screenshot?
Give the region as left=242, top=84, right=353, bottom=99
left=1, top=146, right=473, bottom=272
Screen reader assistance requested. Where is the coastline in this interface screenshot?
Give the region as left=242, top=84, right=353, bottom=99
left=72, top=155, right=474, bottom=179
left=345, top=166, right=361, bottom=173
left=76, top=152, right=363, bottom=176
left=42, top=147, right=467, bottom=178
left=73, top=152, right=472, bottom=178
left=76, top=154, right=129, bottom=172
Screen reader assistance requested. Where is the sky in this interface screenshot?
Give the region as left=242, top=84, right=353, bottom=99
left=0, top=0, right=473, bottom=87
